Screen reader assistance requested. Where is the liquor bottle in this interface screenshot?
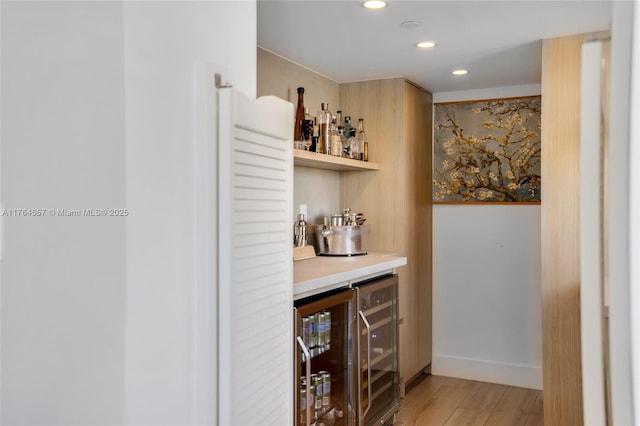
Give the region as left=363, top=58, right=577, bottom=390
left=294, top=87, right=305, bottom=148
left=356, top=118, right=369, bottom=161
left=336, top=110, right=343, bottom=128
left=338, top=126, right=349, bottom=158
left=318, top=103, right=332, bottom=155
left=302, top=107, right=313, bottom=151
left=304, top=108, right=313, bottom=137
left=348, top=128, right=359, bottom=160
left=343, top=116, right=353, bottom=142
left=330, top=118, right=342, bottom=157
left=311, top=116, right=319, bottom=153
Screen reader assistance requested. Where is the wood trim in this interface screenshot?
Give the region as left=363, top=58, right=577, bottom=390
left=434, top=94, right=541, bottom=106
left=432, top=202, right=541, bottom=205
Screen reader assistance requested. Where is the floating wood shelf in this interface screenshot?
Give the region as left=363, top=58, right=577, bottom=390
left=293, top=150, right=380, bottom=171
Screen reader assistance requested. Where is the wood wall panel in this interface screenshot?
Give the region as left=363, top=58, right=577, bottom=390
left=405, top=82, right=433, bottom=371
left=339, top=79, right=405, bottom=254
left=541, top=34, right=585, bottom=426
left=257, top=47, right=340, bottom=113
left=257, top=47, right=343, bottom=225
left=339, top=78, right=432, bottom=388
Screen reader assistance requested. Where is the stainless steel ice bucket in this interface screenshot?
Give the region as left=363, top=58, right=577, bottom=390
left=315, top=224, right=370, bottom=256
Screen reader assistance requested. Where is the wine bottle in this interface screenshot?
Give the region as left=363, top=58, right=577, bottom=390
left=294, top=87, right=305, bottom=148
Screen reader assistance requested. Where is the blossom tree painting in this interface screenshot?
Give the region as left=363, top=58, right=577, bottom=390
left=433, top=96, right=541, bottom=203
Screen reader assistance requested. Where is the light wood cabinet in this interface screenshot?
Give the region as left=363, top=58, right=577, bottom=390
left=338, top=78, right=433, bottom=391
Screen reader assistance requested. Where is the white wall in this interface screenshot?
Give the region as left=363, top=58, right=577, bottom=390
left=431, top=85, right=543, bottom=390
left=1, top=2, right=127, bottom=424
left=631, top=0, right=640, bottom=420
left=122, top=2, right=255, bottom=424
left=1, top=1, right=256, bottom=424
left=293, top=166, right=341, bottom=224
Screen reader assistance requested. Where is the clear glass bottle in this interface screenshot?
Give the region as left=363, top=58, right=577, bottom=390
left=338, top=126, right=349, bottom=158
left=294, top=87, right=305, bottom=148
left=336, top=110, right=343, bottom=129
left=348, top=127, right=359, bottom=160
left=356, top=118, right=369, bottom=161
left=330, top=117, right=342, bottom=157
left=318, top=103, right=332, bottom=155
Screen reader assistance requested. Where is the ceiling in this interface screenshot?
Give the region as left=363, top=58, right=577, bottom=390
left=257, top=0, right=613, bottom=93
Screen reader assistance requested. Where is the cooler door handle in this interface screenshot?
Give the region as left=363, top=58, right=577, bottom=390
left=358, top=310, right=372, bottom=419
left=296, top=336, right=312, bottom=426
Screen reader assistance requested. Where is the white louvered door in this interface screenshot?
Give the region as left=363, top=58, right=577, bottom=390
left=217, top=88, right=293, bottom=425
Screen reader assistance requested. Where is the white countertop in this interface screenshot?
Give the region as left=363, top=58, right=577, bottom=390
left=293, top=252, right=407, bottom=300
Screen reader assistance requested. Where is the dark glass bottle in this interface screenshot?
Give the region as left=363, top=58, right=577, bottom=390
left=311, top=116, right=319, bottom=153
left=294, top=87, right=305, bottom=146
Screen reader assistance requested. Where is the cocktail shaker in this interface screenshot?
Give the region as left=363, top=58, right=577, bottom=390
left=294, top=214, right=308, bottom=247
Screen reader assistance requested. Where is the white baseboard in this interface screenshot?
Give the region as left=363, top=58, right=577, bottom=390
left=431, top=354, right=542, bottom=390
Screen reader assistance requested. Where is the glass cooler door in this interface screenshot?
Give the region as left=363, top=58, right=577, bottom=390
left=294, top=289, right=357, bottom=426
left=356, top=275, right=399, bottom=426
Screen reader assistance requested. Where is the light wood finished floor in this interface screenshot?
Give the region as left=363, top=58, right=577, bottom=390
left=394, top=375, right=543, bottom=426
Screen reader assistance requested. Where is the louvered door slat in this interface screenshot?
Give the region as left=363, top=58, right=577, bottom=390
left=218, top=90, right=293, bottom=426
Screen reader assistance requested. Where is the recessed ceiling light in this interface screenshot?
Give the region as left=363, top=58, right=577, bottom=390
left=363, top=0, right=386, bottom=10
left=400, top=20, right=421, bottom=29
left=417, top=41, right=437, bottom=49
left=452, top=69, right=468, bottom=76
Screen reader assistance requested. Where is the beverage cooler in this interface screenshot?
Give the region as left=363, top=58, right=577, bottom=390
left=295, top=289, right=358, bottom=426
left=355, top=275, right=399, bottom=426
left=294, top=274, right=399, bottom=426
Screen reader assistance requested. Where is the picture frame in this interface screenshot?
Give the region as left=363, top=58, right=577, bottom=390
left=432, top=96, right=541, bottom=204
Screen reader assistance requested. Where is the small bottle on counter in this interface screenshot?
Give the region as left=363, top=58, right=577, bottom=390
left=294, top=214, right=308, bottom=247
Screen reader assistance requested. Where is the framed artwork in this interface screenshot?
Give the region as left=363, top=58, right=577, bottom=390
left=433, top=96, right=541, bottom=203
